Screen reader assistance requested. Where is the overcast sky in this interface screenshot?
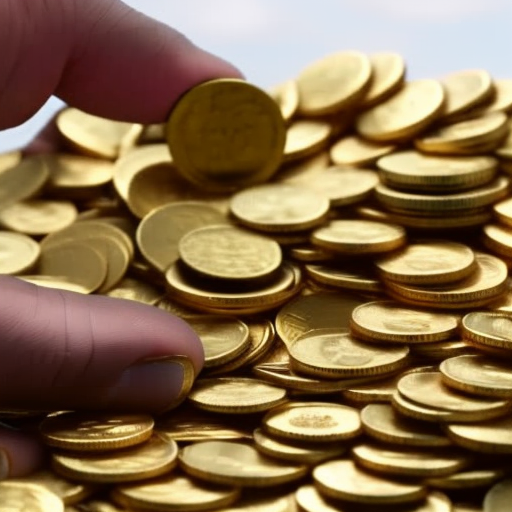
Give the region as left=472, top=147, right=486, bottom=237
left=1, top=0, right=511, bottom=152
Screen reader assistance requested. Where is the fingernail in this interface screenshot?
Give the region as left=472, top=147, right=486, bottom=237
left=0, top=449, right=10, bottom=480
left=109, top=355, right=195, bottom=414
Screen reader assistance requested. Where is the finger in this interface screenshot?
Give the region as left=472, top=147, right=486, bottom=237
left=0, top=276, right=203, bottom=414
left=0, top=427, right=45, bottom=478
left=0, top=0, right=243, bottom=129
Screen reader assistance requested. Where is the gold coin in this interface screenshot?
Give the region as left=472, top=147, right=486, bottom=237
left=350, top=301, right=459, bottom=343
left=361, top=52, right=406, bottom=108
left=375, top=241, right=476, bottom=285
left=361, top=403, right=451, bottom=447
left=179, top=440, right=308, bottom=487
left=0, top=155, right=49, bottom=209
left=262, top=401, right=362, bottom=442
left=330, top=134, right=395, bottom=167
left=296, top=51, right=372, bottom=115
left=342, top=372, right=406, bottom=404
left=111, top=473, right=241, bottom=512
left=136, top=201, right=226, bottom=273
left=446, top=415, right=512, bottom=454
left=187, top=315, right=250, bottom=368
left=356, top=80, right=445, bottom=142
left=441, top=69, right=494, bottom=119
left=427, top=468, right=506, bottom=491
left=461, top=311, right=512, bottom=350
left=289, top=245, right=334, bottom=263
left=479, top=78, right=512, bottom=114
left=52, top=434, right=178, bottom=483
left=39, top=412, right=154, bottom=451
left=411, top=340, right=471, bottom=361
left=497, top=119, right=512, bottom=159
left=311, top=219, right=406, bottom=254
left=483, top=223, right=512, bottom=258
left=275, top=151, right=330, bottom=186
left=178, top=225, right=281, bottom=282
left=105, top=277, right=164, bottom=305
left=484, top=479, right=512, bottom=512
left=56, top=108, right=134, bottom=160
left=0, top=481, right=64, bottom=512
left=289, top=328, right=409, bottom=378
left=0, top=150, right=21, bottom=172
left=275, top=291, right=364, bottom=346
left=313, top=459, right=427, bottom=505
left=0, top=231, right=40, bottom=274
left=188, top=377, right=286, bottom=414
left=440, top=354, right=512, bottom=397
left=305, top=263, right=383, bottom=293
left=253, top=427, right=345, bottom=464
left=283, top=119, right=332, bottom=162
left=352, top=443, right=471, bottom=477
left=166, top=79, right=285, bottom=191
left=493, top=197, right=512, bottom=227
left=230, top=183, right=329, bottom=233
left=397, top=372, right=511, bottom=415
left=213, top=494, right=296, bottom=512
left=295, top=484, right=342, bottom=512
left=377, top=150, right=498, bottom=192
left=269, top=80, right=299, bottom=122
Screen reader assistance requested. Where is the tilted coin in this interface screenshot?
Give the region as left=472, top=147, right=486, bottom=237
left=283, top=119, right=332, bottom=162
left=483, top=223, right=512, bottom=258
left=330, top=134, right=396, bottom=166
left=493, top=196, right=512, bottom=227
left=461, top=311, right=512, bottom=350
left=0, top=481, right=64, bottom=512
left=0, top=231, right=40, bottom=275
left=427, top=468, right=506, bottom=491
left=478, top=78, right=512, bottom=114
left=295, top=485, right=341, bottom=512
left=269, top=79, right=299, bottom=121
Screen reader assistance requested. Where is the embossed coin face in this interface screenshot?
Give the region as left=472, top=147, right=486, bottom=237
left=178, top=225, right=282, bottom=281
left=461, top=311, right=512, bottom=350
left=288, top=328, right=409, bottom=378
left=311, top=219, right=406, bottom=254
left=350, top=301, right=459, bottom=343
left=179, top=440, right=308, bottom=487
left=40, top=412, right=154, bottom=451
left=376, top=241, right=476, bottom=285
left=230, top=183, right=330, bottom=232
left=313, top=459, right=427, bottom=504
left=262, top=401, right=362, bottom=442
left=166, top=79, right=286, bottom=191
left=0, top=231, right=40, bottom=274
left=0, top=481, right=64, bottom=512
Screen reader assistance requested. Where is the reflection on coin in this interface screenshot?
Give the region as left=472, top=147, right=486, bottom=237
left=0, top=481, right=64, bottom=512
left=461, top=311, right=512, bottom=350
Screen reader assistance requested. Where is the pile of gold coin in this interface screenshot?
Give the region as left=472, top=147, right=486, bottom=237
left=2, top=50, right=512, bottom=511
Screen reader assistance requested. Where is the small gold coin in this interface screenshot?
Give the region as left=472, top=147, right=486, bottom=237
left=483, top=223, right=512, bottom=258
left=356, top=80, right=445, bottom=142
left=105, top=277, right=163, bottom=305
left=166, top=79, right=285, bottom=191
left=288, top=328, right=409, bottom=378
left=461, top=311, right=512, bottom=350
left=179, top=440, right=308, bottom=487
left=269, top=80, right=299, bottom=121
left=262, top=401, right=362, bottom=442
left=352, top=443, right=471, bottom=477
left=39, top=412, right=154, bottom=451
left=230, top=183, right=329, bottom=232
left=479, top=78, right=512, bottom=114
left=0, top=231, right=40, bottom=274
left=377, top=150, right=498, bottom=192
left=52, top=434, right=178, bottom=483
left=296, top=51, right=372, bottom=115
left=350, top=301, right=459, bottom=343
left=484, top=478, right=512, bottom=512
left=137, top=201, right=226, bottom=273
left=283, top=119, right=332, bottom=162
left=111, top=473, right=241, bottom=512
left=446, top=415, right=512, bottom=453
left=440, top=354, right=512, bottom=397
left=311, top=219, right=406, bottom=254
left=188, top=377, right=286, bottom=414
left=361, top=403, right=450, bottom=447
left=187, top=315, right=250, bottom=368
left=330, top=135, right=395, bottom=167
left=0, top=481, right=64, bottom=512
left=313, top=459, right=427, bottom=505
left=375, top=241, right=476, bottom=285
left=178, top=225, right=281, bottom=282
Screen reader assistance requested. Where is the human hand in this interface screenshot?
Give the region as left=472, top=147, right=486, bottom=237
left=0, top=0, right=243, bottom=478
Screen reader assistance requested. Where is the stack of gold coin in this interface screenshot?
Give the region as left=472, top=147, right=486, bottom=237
left=2, top=51, right=512, bottom=510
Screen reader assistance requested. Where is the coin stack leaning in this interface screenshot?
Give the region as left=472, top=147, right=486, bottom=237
left=1, top=51, right=512, bottom=511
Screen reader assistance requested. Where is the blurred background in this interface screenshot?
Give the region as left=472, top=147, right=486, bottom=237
left=0, top=0, right=511, bottom=152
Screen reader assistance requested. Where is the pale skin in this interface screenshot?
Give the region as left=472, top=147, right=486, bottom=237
left=0, top=0, right=243, bottom=477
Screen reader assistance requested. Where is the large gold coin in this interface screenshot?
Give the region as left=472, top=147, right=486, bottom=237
left=0, top=481, right=64, bottom=512
left=188, top=377, right=286, bottom=414
left=230, top=183, right=329, bottom=232
left=52, top=434, right=178, bottom=483
left=0, top=231, right=40, bottom=274
left=296, top=51, right=372, bottom=115
left=178, top=225, right=281, bottom=282
left=262, top=401, right=362, bottom=442
left=288, top=328, right=409, bottom=378
left=111, top=473, right=241, bottom=512
left=330, top=134, right=395, bottom=166
left=484, top=478, right=512, bottom=512
left=39, top=412, right=154, bottom=451
left=375, top=241, right=476, bottom=285
left=166, top=79, right=285, bottom=191
left=356, top=80, right=445, bottom=142
left=461, top=311, right=512, bottom=350
left=179, top=440, right=308, bottom=487
left=313, top=459, right=427, bottom=505
left=350, top=301, right=459, bottom=343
